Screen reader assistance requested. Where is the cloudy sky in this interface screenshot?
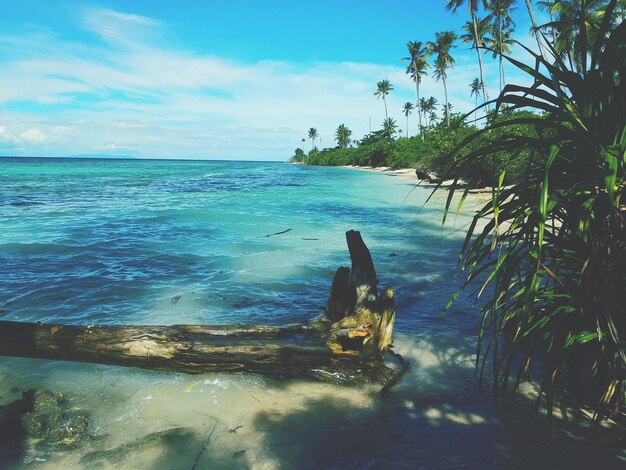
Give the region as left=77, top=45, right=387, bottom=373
left=0, top=0, right=542, bottom=160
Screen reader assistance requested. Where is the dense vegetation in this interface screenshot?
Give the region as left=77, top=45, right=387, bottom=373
left=293, top=108, right=541, bottom=186
left=447, top=1, right=625, bottom=424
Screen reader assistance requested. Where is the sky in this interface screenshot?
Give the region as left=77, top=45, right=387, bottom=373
left=0, top=0, right=543, bottom=160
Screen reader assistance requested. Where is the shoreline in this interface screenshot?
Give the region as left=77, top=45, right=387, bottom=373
left=338, top=165, right=418, bottom=183
left=338, top=164, right=494, bottom=202
left=293, top=161, right=499, bottom=195
left=336, top=165, right=492, bottom=194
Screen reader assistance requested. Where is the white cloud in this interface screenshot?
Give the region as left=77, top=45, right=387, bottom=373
left=19, top=128, right=47, bottom=144
left=81, top=8, right=161, bottom=47
left=0, top=125, right=17, bottom=143
left=0, top=8, right=540, bottom=159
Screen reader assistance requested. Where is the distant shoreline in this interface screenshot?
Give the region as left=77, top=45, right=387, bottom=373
left=335, top=164, right=498, bottom=195
left=338, top=165, right=417, bottom=183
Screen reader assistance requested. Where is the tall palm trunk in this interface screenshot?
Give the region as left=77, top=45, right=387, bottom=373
left=443, top=77, right=450, bottom=127
left=413, top=63, right=422, bottom=132
left=406, top=115, right=409, bottom=137
left=383, top=97, right=388, bottom=120
left=471, top=12, right=490, bottom=111
left=524, top=0, right=547, bottom=56
left=474, top=95, right=478, bottom=122
left=499, top=17, right=504, bottom=92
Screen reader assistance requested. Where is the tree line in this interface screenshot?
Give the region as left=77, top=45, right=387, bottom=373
left=292, top=1, right=623, bottom=187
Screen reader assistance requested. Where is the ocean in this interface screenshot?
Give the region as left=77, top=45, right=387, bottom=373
left=2, top=157, right=606, bottom=469
left=0, top=157, right=477, bottom=331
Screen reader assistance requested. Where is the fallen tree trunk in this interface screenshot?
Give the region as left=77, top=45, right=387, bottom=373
left=0, top=230, right=397, bottom=384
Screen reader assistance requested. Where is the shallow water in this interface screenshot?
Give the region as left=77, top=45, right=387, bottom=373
left=1, top=158, right=623, bottom=469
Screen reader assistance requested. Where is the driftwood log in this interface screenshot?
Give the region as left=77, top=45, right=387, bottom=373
left=0, top=230, right=397, bottom=384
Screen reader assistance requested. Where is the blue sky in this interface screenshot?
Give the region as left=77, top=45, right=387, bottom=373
left=0, top=0, right=542, bottom=160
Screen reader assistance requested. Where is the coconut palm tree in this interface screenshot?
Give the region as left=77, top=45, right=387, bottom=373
left=429, top=31, right=457, bottom=127
left=446, top=0, right=490, bottom=110
left=308, top=127, right=318, bottom=150
left=402, top=102, right=414, bottom=137
left=460, top=17, right=492, bottom=107
left=374, top=80, right=394, bottom=120
left=423, top=96, right=439, bottom=126
left=487, top=0, right=517, bottom=91
left=401, top=41, right=431, bottom=132
left=334, top=124, right=352, bottom=148
left=538, top=0, right=610, bottom=73
left=382, top=117, right=398, bottom=140
left=524, top=0, right=548, bottom=55
left=429, top=110, right=438, bottom=125
left=418, top=97, right=429, bottom=127
left=469, top=78, right=482, bottom=122
left=538, top=1, right=559, bottom=46
left=487, top=26, right=515, bottom=90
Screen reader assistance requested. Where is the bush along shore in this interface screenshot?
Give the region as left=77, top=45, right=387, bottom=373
left=291, top=108, right=541, bottom=188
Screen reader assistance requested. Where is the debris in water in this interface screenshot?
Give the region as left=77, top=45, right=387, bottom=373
left=171, top=295, right=182, bottom=304
left=263, top=228, right=292, bottom=237
left=192, top=419, right=218, bottom=470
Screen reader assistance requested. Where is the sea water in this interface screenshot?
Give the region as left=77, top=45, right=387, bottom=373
left=0, top=158, right=477, bottom=330
left=1, top=158, right=621, bottom=469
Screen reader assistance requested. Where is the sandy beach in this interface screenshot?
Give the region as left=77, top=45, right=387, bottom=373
left=339, top=165, right=420, bottom=182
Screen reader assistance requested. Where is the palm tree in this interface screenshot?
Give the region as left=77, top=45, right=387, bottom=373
left=538, top=1, right=559, bottom=46
left=301, top=137, right=306, bottom=152
left=402, top=102, right=414, bottom=137
left=382, top=117, right=398, bottom=140
left=334, top=124, right=352, bottom=148
left=308, top=127, right=318, bottom=150
left=487, top=0, right=517, bottom=91
left=469, top=78, right=482, bottom=122
left=487, top=27, right=515, bottom=90
left=418, top=97, right=428, bottom=127
left=423, top=96, right=439, bottom=126
left=429, top=31, right=457, bottom=127
left=524, top=0, right=548, bottom=55
left=446, top=0, right=490, bottom=111
left=401, top=41, right=431, bottom=133
left=538, top=0, right=609, bottom=73
left=460, top=17, right=492, bottom=107
left=429, top=110, right=438, bottom=125
left=374, top=80, right=394, bottom=120
left=443, top=102, right=454, bottom=119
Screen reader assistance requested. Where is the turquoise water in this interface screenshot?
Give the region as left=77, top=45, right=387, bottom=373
left=0, top=157, right=476, bottom=332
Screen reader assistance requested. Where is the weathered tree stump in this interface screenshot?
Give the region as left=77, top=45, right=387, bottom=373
left=0, top=230, right=397, bottom=384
